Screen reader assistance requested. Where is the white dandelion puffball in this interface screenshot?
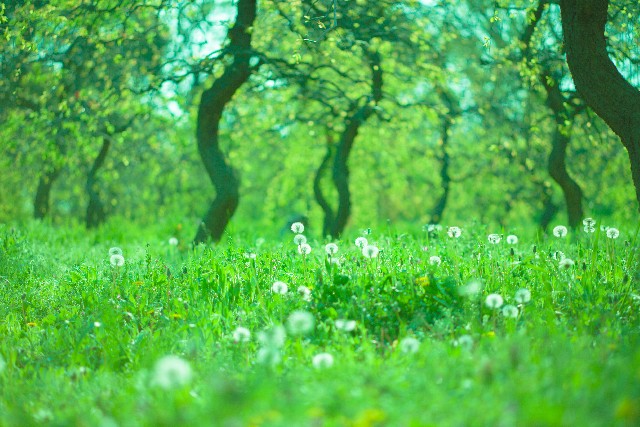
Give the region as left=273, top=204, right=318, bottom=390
left=257, top=325, right=286, bottom=348
left=553, top=225, right=568, bottom=238
left=362, top=244, right=379, bottom=259
left=559, top=258, right=575, bottom=269
left=399, top=337, right=420, bottom=354
left=447, top=226, right=462, bottom=238
left=355, top=237, right=368, bottom=248
left=459, top=280, right=483, bottom=297
left=429, top=255, right=442, bottom=266
left=453, top=334, right=474, bottom=351
left=485, top=293, right=504, bottom=309
left=286, top=310, right=315, bottom=335
left=168, top=237, right=179, bottom=246
left=335, top=319, right=357, bottom=332
left=325, top=243, right=339, bottom=255
left=506, top=235, right=518, bottom=244
left=257, top=347, right=282, bottom=366
left=582, top=217, right=596, bottom=227
left=501, top=305, right=519, bottom=318
left=232, top=327, right=251, bottom=343
left=297, top=285, right=312, bottom=302
left=487, top=234, right=501, bottom=244
left=583, top=225, right=595, bottom=233
left=110, top=254, right=125, bottom=267
left=152, top=355, right=193, bottom=390
left=290, top=221, right=305, bottom=234
left=293, top=234, right=307, bottom=245
left=552, top=251, right=565, bottom=261
left=108, top=247, right=123, bottom=256
left=606, top=228, right=620, bottom=239
left=514, top=288, right=531, bottom=304
left=272, top=281, right=288, bottom=294
left=298, top=243, right=312, bottom=255
left=312, top=352, right=334, bottom=369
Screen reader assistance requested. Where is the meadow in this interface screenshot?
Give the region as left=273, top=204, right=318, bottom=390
left=1, top=219, right=639, bottom=427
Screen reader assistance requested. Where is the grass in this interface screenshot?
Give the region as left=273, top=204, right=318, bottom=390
left=1, top=220, right=640, bottom=426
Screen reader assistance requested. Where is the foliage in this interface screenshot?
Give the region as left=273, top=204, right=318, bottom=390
left=1, top=221, right=639, bottom=425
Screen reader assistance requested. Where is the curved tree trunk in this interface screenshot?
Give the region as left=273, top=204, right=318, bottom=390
left=560, top=0, right=640, bottom=209
left=541, top=74, right=584, bottom=228
left=547, top=123, right=583, bottom=228
left=193, top=0, right=257, bottom=244
left=86, top=136, right=111, bottom=228
left=329, top=50, right=383, bottom=238
left=34, top=168, right=61, bottom=219
left=313, top=132, right=335, bottom=238
left=429, top=117, right=452, bottom=224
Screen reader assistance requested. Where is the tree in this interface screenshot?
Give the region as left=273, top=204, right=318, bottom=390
left=193, top=0, right=258, bottom=244
left=560, top=0, right=640, bottom=209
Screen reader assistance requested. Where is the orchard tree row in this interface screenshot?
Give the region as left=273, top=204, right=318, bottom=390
left=1, top=0, right=638, bottom=240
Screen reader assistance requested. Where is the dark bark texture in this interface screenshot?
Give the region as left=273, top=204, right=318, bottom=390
left=34, top=168, right=61, bottom=219
left=328, top=50, right=383, bottom=238
left=86, top=136, right=111, bottom=228
left=560, top=0, right=640, bottom=208
left=541, top=74, right=584, bottom=228
left=193, top=0, right=257, bottom=244
left=313, top=133, right=336, bottom=238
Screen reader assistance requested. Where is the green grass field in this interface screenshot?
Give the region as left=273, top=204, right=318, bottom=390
left=1, top=220, right=639, bottom=426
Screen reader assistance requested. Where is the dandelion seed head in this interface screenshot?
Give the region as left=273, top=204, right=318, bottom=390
left=583, top=225, right=595, bottom=233
left=324, top=243, right=339, bottom=255
left=297, top=285, right=312, bottom=301
left=552, top=251, right=566, bottom=261
left=257, top=325, right=286, bottom=348
left=110, top=254, right=125, bottom=267
left=168, top=237, right=179, bottom=246
left=514, top=288, right=531, bottom=304
left=501, top=305, right=519, bottom=318
left=447, top=226, right=462, bottom=238
left=335, top=319, right=357, bottom=332
left=506, top=235, right=518, bottom=244
left=429, top=255, right=442, bottom=266
left=94, top=321, right=102, bottom=328
left=355, top=237, right=368, bottom=248
left=272, top=281, right=288, bottom=294
left=286, top=310, right=315, bottom=335
left=297, top=243, right=312, bottom=255
left=312, top=352, right=334, bottom=369
left=293, top=234, right=307, bottom=245
left=553, top=225, right=568, bottom=238
left=108, top=247, right=123, bottom=256
left=453, top=334, right=474, bottom=351
left=362, top=244, right=379, bottom=259
left=290, top=222, right=305, bottom=234
left=487, top=234, right=501, bottom=244
left=257, top=347, right=282, bottom=366
left=459, top=280, right=483, bottom=296
left=399, top=337, right=420, bottom=354
left=606, top=228, right=620, bottom=239
left=232, top=327, right=251, bottom=343
left=559, top=257, right=575, bottom=269
left=485, top=293, right=504, bottom=309
left=582, top=217, right=596, bottom=227
left=152, top=355, right=193, bottom=390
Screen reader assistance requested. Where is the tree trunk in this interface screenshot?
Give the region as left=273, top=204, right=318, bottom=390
left=193, top=0, right=257, bottom=244
left=541, top=73, right=584, bottom=228
left=85, top=136, right=111, bottom=228
left=313, top=133, right=335, bottom=238
left=34, top=168, right=61, bottom=220
left=560, top=0, right=640, bottom=208
left=329, top=50, right=383, bottom=238
left=429, top=117, right=451, bottom=224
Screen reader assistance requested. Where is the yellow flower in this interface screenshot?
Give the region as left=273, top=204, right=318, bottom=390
left=26, top=322, right=37, bottom=327
left=482, top=331, right=496, bottom=338
left=415, top=276, right=430, bottom=287
left=170, top=313, right=183, bottom=320
left=352, top=408, right=387, bottom=427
